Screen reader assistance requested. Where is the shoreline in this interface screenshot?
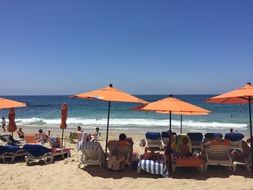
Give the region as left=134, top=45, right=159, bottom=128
left=3, top=124, right=250, bottom=140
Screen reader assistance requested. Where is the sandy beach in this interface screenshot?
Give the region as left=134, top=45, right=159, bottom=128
left=1, top=130, right=253, bottom=190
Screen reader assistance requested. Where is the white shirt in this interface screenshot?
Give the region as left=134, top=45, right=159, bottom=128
left=2, top=118, right=6, bottom=125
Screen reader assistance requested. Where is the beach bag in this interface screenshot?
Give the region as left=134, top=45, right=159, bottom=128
left=50, top=136, right=60, bottom=148
left=107, top=155, right=125, bottom=171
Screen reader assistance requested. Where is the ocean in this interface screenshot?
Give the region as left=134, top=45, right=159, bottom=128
left=0, top=95, right=250, bottom=135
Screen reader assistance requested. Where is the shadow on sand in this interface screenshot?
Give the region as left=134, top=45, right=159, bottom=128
left=82, top=164, right=253, bottom=180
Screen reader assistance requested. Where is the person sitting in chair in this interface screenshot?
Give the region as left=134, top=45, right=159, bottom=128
left=178, top=137, right=191, bottom=157
left=230, top=138, right=252, bottom=162
left=36, top=129, right=49, bottom=143
left=77, top=126, right=83, bottom=133
left=17, top=127, right=24, bottom=139
left=141, top=149, right=163, bottom=161
left=119, top=133, right=134, bottom=152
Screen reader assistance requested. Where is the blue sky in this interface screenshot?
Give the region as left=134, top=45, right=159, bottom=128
left=0, top=0, right=252, bottom=95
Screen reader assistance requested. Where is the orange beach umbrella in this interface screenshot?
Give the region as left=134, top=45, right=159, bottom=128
left=0, top=97, right=26, bottom=109
left=139, top=95, right=210, bottom=168
left=157, top=111, right=209, bottom=134
left=73, top=85, right=147, bottom=103
left=136, top=95, right=210, bottom=133
left=132, top=103, right=209, bottom=134
left=73, top=84, right=147, bottom=166
left=206, top=82, right=253, bottom=169
left=0, top=97, right=26, bottom=136
left=7, top=108, right=17, bottom=136
left=60, top=103, right=68, bottom=146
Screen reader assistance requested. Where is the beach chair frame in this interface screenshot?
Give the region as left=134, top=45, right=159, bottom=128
left=145, top=132, right=164, bottom=150
left=205, top=144, right=236, bottom=171
left=78, top=141, right=105, bottom=168
left=108, top=141, right=132, bottom=167
left=0, top=146, right=27, bottom=163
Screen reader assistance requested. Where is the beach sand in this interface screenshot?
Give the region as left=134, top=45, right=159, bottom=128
left=1, top=130, right=253, bottom=190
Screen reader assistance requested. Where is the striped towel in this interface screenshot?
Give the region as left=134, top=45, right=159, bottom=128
left=138, top=160, right=169, bottom=177
left=77, top=141, right=100, bottom=151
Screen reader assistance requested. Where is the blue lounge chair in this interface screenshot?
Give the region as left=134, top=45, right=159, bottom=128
left=0, top=145, right=26, bottom=162
left=23, top=144, right=70, bottom=165
left=225, top=133, right=244, bottom=142
left=161, top=131, right=170, bottom=146
left=0, top=135, right=21, bottom=146
left=187, top=132, right=204, bottom=150
left=145, top=132, right=163, bottom=150
left=204, top=133, right=223, bottom=141
left=225, top=133, right=244, bottom=150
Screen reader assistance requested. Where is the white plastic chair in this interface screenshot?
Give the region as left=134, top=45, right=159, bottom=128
left=205, top=141, right=236, bottom=171
left=78, top=141, right=105, bottom=168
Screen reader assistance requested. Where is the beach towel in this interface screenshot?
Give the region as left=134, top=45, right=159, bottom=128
left=0, top=145, right=20, bottom=154
left=161, top=131, right=170, bottom=138
left=49, top=136, right=60, bottom=148
left=137, top=159, right=169, bottom=177
left=225, top=133, right=244, bottom=142
left=145, top=132, right=161, bottom=140
left=0, top=135, right=21, bottom=146
left=77, top=140, right=105, bottom=167
left=107, top=155, right=125, bottom=171
left=4, top=145, right=22, bottom=153
left=0, top=145, right=26, bottom=162
left=23, top=144, right=51, bottom=157
left=204, top=133, right=223, bottom=139
left=78, top=141, right=100, bottom=151
left=187, top=133, right=203, bottom=142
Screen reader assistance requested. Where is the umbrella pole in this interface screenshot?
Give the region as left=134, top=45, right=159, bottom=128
left=248, top=97, right=253, bottom=170
left=169, top=111, right=172, bottom=170
left=62, top=129, right=64, bottom=147
left=180, top=115, right=182, bottom=134
left=104, top=101, right=111, bottom=168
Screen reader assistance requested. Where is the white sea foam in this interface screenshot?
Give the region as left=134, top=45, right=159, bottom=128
left=15, top=117, right=247, bottom=129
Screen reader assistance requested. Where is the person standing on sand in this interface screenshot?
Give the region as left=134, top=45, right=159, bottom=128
left=91, top=127, right=101, bottom=141
left=2, top=117, right=6, bottom=132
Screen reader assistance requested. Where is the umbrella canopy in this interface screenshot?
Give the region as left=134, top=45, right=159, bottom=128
left=7, top=108, right=17, bottom=134
left=73, top=84, right=147, bottom=167
left=73, top=85, right=147, bottom=104
left=139, top=95, right=210, bottom=169
left=0, top=97, right=26, bottom=109
left=206, top=82, right=253, bottom=170
left=206, top=82, right=253, bottom=104
left=141, top=96, right=210, bottom=113
left=132, top=103, right=209, bottom=133
left=60, top=103, right=68, bottom=147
